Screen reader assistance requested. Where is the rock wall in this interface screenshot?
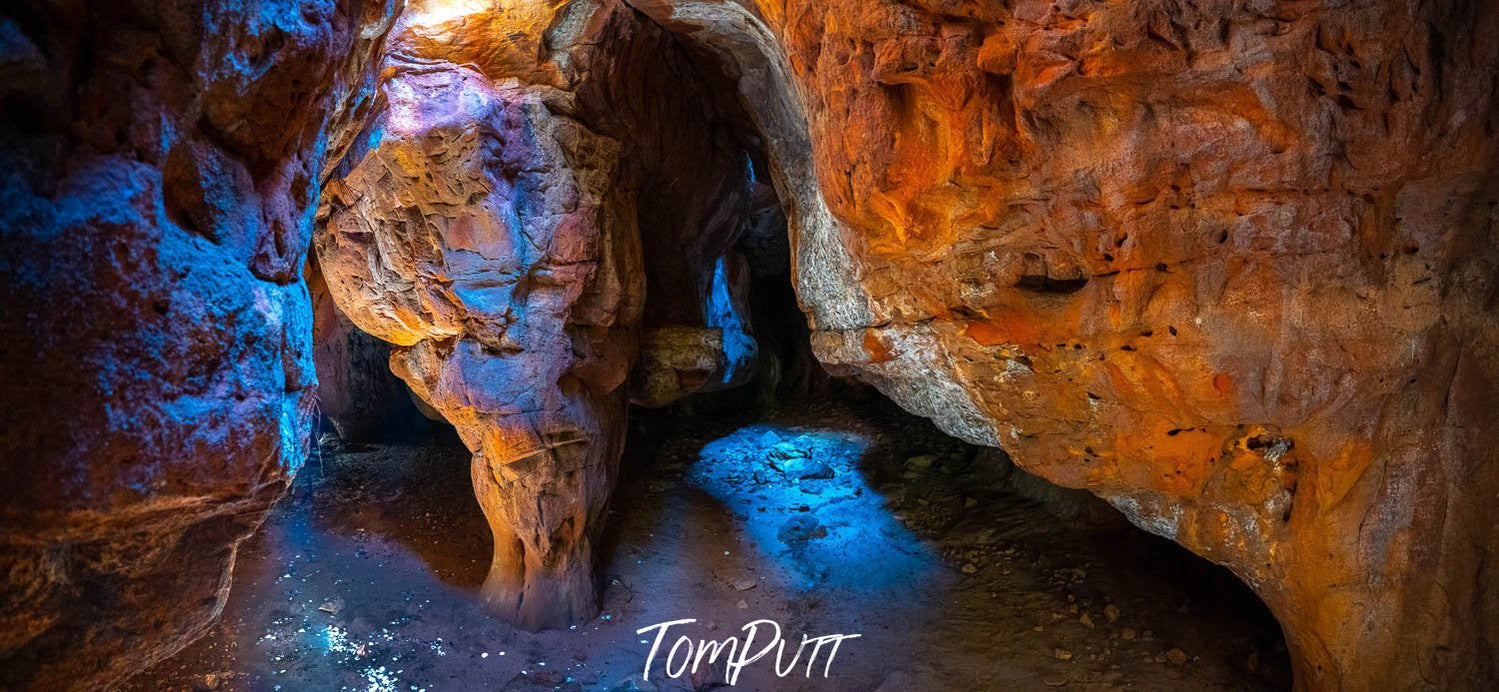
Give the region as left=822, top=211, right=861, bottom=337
left=4, top=0, right=1495, bottom=686
left=308, top=255, right=429, bottom=442
left=314, top=0, right=774, bottom=628
left=631, top=0, right=1499, bottom=687
left=318, top=63, right=644, bottom=627
left=0, top=0, right=400, bottom=687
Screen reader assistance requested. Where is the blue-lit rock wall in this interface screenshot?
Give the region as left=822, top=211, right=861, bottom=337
left=0, top=1, right=400, bottom=687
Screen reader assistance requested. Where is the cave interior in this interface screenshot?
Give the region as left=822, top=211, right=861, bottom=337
left=3, top=0, right=1498, bottom=690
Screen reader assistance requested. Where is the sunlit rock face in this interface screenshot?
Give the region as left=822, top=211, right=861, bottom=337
left=629, top=0, right=1499, bottom=687
left=315, top=0, right=767, bottom=628
left=0, top=0, right=400, bottom=687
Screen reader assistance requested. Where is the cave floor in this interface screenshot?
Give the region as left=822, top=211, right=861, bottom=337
left=135, top=397, right=1290, bottom=691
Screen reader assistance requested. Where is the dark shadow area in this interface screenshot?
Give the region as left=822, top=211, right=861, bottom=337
left=308, top=426, right=491, bottom=591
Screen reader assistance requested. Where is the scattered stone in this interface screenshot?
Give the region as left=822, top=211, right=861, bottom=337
left=782, top=456, right=834, bottom=481
left=1122, top=628, right=1137, bottom=641
left=192, top=672, right=231, bottom=691
left=961, top=563, right=978, bottom=574
left=766, top=442, right=809, bottom=471
left=1054, top=649, right=1073, bottom=661
left=1079, top=613, right=1095, bottom=629
left=317, top=600, right=343, bottom=615
left=904, top=455, right=937, bottom=472
left=1104, top=604, right=1121, bottom=622
left=691, top=655, right=729, bottom=690
left=1165, top=648, right=1189, bottom=665
left=731, top=578, right=757, bottom=591
left=964, top=497, right=979, bottom=509
left=736, top=600, right=748, bottom=610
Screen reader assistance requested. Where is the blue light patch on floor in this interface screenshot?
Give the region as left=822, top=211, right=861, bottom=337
left=689, top=425, right=941, bottom=592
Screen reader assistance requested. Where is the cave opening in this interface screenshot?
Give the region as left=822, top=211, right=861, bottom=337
left=128, top=7, right=1294, bottom=690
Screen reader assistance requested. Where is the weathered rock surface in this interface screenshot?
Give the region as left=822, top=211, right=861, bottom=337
left=308, top=255, right=429, bottom=442
left=632, top=326, right=729, bottom=407
left=0, top=0, right=400, bottom=687
left=567, top=1, right=765, bottom=401
left=315, top=0, right=772, bottom=627
left=7, top=0, right=1496, bottom=687
left=319, top=62, right=642, bottom=627
left=627, top=0, right=1499, bottom=687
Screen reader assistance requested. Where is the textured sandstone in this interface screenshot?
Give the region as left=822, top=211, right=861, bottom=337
left=632, top=326, right=731, bottom=407
left=315, top=0, right=771, bottom=627
left=5, top=0, right=1496, bottom=687
left=0, top=0, right=400, bottom=687
left=319, top=65, right=642, bottom=627
left=309, top=255, right=429, bottom=442
left=629, top=0, right=1499, bottom=687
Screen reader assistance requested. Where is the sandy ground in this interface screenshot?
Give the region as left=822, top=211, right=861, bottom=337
left=134, top=398, right=1290, bottom=691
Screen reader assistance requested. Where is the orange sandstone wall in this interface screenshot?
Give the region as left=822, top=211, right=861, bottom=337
left=727, top=0, right=1499, bottom=687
